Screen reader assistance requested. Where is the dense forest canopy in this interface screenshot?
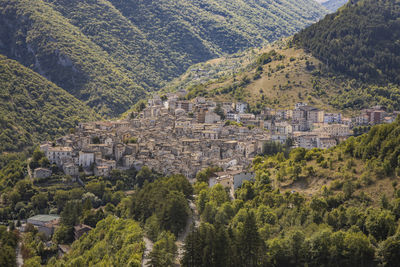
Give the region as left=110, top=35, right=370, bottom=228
left=51, top=216, right=144, bottom=266
left=0, top=0, right=145, bottom=116
left=0, top=55, right=99, bottom=153
left=294, top=0, right=400, bottom=85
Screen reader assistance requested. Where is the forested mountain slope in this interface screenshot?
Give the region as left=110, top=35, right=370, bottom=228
left=0, top=0, right=145, bottom=116
left=51, top=217, right=144, bottom=266
left=0, top=54, right=99, bottom=153
left=294, top=0, right=400, bottom=85
left=0, top=0, right=327, bottom=116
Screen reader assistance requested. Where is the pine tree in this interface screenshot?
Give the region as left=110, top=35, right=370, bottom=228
left=236, top=211, right=264, bottom=267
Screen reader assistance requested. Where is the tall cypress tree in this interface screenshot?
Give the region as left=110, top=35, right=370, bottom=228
left=236, top=211, right=264, bottom=267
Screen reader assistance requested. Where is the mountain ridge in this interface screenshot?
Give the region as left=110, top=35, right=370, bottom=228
left=0, top=0, right=328, bottom=117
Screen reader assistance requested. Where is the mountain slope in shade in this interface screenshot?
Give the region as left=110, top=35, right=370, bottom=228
left=0, top=0, right=328, bottom=117
left=0, top=54, right=100, bottom=153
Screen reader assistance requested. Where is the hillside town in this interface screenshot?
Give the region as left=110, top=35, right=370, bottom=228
left=37, top=91, right=399, bottom=184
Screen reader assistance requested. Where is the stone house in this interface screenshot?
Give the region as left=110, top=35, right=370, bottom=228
left=63, top=164, right=79, bottom=177
left=114, top=144, right=125, bottom=162
left=209, top=170, right=255, bottom=197
left=122, top=155, right=135, bottom=168
left=205, top=111, right=221, bottom=124
left=33, top=168, right=52, bottom=179
left=201, top=131, right=218, bottom=140
left=275, top=122, right=293, bottom=134
left=317, top=138, right=337, bottom=149
left=238, top=113, right=255, bottom=123
left=94, top=165, right=110, bottom=177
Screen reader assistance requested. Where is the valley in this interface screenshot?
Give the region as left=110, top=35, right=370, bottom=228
left=2, top=0, right=400, bottom=266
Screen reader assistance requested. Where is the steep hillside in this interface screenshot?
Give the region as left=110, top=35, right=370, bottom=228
left=0, top=0, right=145, bottom=116
left=0, top=0, right=328, bottom=116
left=0, top=54, right=99, bottom=153
left=254, top=120, right=400, bottom=201
left=294, top=0, right=400, bottom=85
left=51, top=217, right=144, bottom=266
left=166, top=32, right=400, bottom=113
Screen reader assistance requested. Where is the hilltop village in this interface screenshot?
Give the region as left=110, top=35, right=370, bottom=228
left=37, top=91, right=399, bottom=182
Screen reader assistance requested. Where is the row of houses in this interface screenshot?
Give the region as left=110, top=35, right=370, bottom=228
left=36, top=92, right=398, bottom=181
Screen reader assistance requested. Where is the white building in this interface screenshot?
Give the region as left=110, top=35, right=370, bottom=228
left=320, top=124, right=350, bottom=137
left=209, top=170, right=255, bottom=198
left=317, top=138, right=337, bottom=149
left=226, top=112, right=239, bottom=122
left=236, top=102, right=248, bottom=114
left=324, top=113, right=342, bottom=124
left=46, top=147, right=73, bottom=166
left=79, top=151, right=94, bottom=168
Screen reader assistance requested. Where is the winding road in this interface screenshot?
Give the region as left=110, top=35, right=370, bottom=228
left=141, top=198, right=199, bottom=266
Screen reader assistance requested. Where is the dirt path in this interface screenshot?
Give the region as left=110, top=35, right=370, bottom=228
left=141, top=198, right=200, bottom=266
left=176, top=199, right=200, bottom=263
left=27, top=158, right=32, bottom=180
left=16, top=241, right=23, bottom=267
left=141, top=236, right=153, bottom=267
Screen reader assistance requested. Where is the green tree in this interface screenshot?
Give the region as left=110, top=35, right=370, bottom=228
left=214, top=103, right=226, bottom=120
left=159, top=191, right=189, bottom=236
left=149, top=232, right=177, bottom=267
left=365, top=209, right=396, bottom=241
left=378, top=234, right=400, bottom=267
left=236, top=211, right=264, bottom=266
